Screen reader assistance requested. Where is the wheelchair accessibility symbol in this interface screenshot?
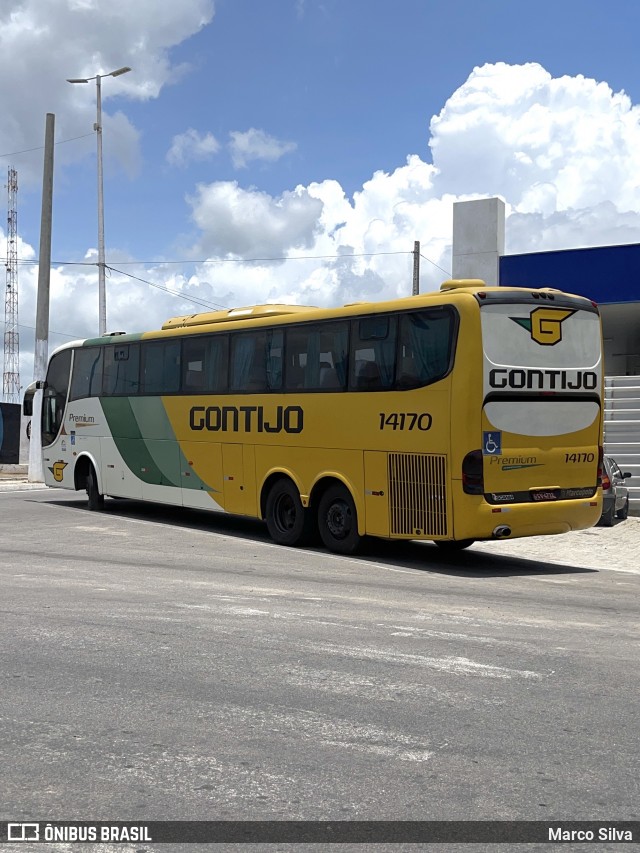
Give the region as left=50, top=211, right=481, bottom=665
left=483, top=431, right=502, bottom=455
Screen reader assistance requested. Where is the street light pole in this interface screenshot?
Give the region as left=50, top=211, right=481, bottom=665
left=67, top=66, right=131, bottom=336
left=95, top=72, right=106, bottom=336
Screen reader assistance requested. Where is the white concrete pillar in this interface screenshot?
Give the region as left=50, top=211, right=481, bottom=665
left=452, top=198, right=505, bottom=286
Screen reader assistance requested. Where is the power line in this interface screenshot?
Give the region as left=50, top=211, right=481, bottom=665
left=420, top=252, right=451, bottom=277
left=0, top=319, right=82, bottom=340
left=4, top=249, right=416, bottom=268
left=105, top=265, right=229, bottom=310
left=0, top=132, right=95, bottom=161
left=106, top=251, right=414, bottom=265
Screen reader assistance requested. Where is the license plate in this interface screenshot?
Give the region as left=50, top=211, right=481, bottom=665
left=531, top=490, right=559, bottom=502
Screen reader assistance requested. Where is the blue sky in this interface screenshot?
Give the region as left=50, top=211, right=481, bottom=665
left=2, top=0, right=640, bottom=382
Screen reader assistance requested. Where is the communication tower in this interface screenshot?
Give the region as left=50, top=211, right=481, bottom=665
left=3, top=166, right=19, bottom=403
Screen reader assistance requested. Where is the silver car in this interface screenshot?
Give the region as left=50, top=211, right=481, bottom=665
left=599, top=456, right=632, bottom=526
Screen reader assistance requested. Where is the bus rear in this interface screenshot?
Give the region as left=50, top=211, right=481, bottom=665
left=452, top=287, right=603, bottom=544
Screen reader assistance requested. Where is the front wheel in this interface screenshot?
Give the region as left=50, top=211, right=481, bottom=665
left=435, top=539, right=475, bottom=551
left=86, top=465, right=104, bottom=511
left=265, top=479, right=314, bottom=546
left=616, top=497, right=629, bottom=520
left=317, top=484, right=361, bottom=554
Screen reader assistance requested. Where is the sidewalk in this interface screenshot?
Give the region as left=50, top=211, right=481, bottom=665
left=0, top=465, right=47, bottom=491
left=473, top=515, right=640, bottom=574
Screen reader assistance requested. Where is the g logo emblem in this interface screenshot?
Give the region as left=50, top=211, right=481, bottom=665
left=510, top=308, right=575, bottom=346
left=50, top=460, right=68, bottom=482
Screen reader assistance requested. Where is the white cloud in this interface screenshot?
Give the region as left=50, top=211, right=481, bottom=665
left=228, top=128, right=297, bottom=168
left=167, top=129, right=221, bottom=167
left=0, top=0, right=215, bottom=185
left=429, top=61, right=640, bottom=215
left=187, top=181, right=323, bottom=257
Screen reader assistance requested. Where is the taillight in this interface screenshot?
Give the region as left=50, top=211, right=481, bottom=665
left=601, top=472, right=611, bottom=491
left=597, top=445, right=604, bottom=486
left=462, top=449, right=484, bottom=495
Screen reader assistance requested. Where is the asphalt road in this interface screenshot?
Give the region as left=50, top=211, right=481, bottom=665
left=1, top=488, right=639, bottom=850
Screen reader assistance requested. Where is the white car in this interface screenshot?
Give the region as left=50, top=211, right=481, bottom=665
left=599, top=456, right=631, bottom=526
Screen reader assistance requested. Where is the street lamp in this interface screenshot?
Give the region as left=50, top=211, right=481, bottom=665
left=67, top=66, right=131, bottom=336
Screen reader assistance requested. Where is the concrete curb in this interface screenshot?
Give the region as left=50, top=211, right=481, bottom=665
left=0, top=480, right=48, bottom=491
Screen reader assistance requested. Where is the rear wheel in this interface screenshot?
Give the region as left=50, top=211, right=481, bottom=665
left=86, top=465, right=104, bottom=511
left=265, top=479, right=314, bottom=546
left=616, top=497, right=629, bottom=520
left=317, top=484, right=361, bottom=554
left=435, top=539, right=475, bottom=551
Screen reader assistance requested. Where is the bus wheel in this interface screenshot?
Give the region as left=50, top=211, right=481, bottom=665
left=86, top=465, right=104, bottom=511
left=318, top=484, right=361, bottom=555
left=435, top=539, right=475, bottom=551
left=265, top=479, right=313, bottom=547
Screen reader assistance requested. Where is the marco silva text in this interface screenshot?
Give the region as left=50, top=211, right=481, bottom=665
left=549, top=826, right=634, bottom=842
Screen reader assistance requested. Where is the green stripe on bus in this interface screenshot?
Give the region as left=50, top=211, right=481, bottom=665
left=100, top=397, right=216, bottom=492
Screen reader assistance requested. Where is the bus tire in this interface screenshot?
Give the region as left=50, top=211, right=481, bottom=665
left=435, top=539, right=475, bottom=551
left=86, top=465, right=104, bottom=511
left=265, top=479, right=314, bottom=547
left=317, top=484, right=361, bottom=555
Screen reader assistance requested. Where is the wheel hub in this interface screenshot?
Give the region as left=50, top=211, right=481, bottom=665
left=326, top=501, right=351, bottom=539
left=275, top=494, right=296, bottom=532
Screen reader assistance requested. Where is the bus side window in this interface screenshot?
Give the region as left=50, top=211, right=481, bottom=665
left=355, top=360, right=382, bottom=390
left=397, top=310, right=455, bottom=388
left=266, top=329, right=283, bottom=391
left=350, top=315, right=396, bottom=390
left=284, top=327, right=310, bottom=390
left=286, top=359, right=305, bottom=389
left=231, top=333, right=266, bottom=392
left=183, top=335, right=228, bottom=394
left=319, top=362, right=340, bottom=389
left=140, top=340, right=181, bottom=394
left=41, top=348, right=72, bottom=446
left=285, top=322, right=347, bottom=391
left=69, top=347, right=103, bottom=401
left=230, top=330, right=282, bottom=393
left=103, top=344, right=141, bottom=396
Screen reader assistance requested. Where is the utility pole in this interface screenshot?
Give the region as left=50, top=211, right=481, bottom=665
left=3, top=166, right=19, bottom=403
left=412, top=240, right=420, bottom=295
left=28, top=113, right=55, bottom=483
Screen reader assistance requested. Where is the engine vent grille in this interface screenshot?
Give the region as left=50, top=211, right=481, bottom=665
left=388, top=452, right=448, bottom=537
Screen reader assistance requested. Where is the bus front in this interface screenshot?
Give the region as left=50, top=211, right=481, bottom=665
left=454, top=288, right=603, bottom=544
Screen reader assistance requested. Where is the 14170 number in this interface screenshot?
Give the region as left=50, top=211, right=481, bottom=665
left=378, top=412, right=432, bottom=431
left=565, top=452, right=595, bottom=463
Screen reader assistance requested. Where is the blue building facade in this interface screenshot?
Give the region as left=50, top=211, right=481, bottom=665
left=500, top=243, right=640, bottom=306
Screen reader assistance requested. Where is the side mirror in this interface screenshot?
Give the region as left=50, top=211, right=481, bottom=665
left=22, top=380, right=46, bottom=417
left=23, top=382, right=36, bottom=417
left=623, top=472, right=632, bottom=479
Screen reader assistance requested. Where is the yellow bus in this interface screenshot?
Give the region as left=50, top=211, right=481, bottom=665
left=24, top=279, right=604, bottom=554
